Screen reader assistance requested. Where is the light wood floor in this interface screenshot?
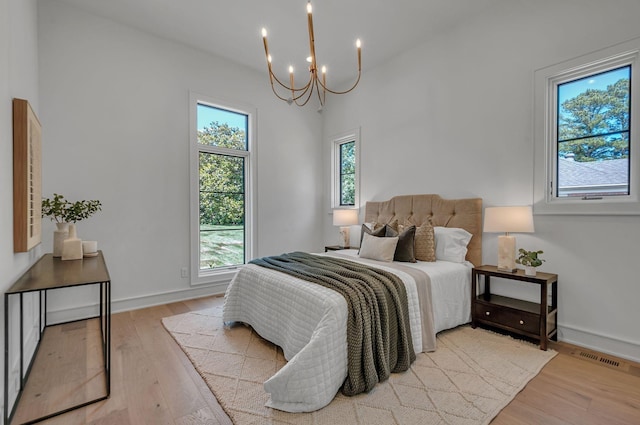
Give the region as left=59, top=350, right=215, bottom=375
left=15, top=295, right=640, bottom=425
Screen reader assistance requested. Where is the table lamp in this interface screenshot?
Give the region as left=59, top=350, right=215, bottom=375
left=333, top=209, right=359, bottom=248
left=483, top=206, right=534, bottom=272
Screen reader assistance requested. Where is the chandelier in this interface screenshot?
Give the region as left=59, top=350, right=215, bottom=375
left=261, top=1, right=361, bottom=108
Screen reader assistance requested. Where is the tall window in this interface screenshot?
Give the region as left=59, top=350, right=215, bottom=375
left=190, top=94, right=255, bottom=284
left=331, top=129, right=360, bottom=209
left=534, top=39, right=640, bottom=215
left=339, top=141, right=356, bottom=206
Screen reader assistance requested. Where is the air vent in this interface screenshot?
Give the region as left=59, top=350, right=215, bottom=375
left=574, top=349, right=628, bottom=372
left=579, top=351, right=598, bottom=361
left=599, top=357, right=620, bottom=368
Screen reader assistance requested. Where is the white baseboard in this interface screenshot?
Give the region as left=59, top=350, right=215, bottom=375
left=46, top=282, right=229, bottom=325
left=558, top=324, right=640, bottom=363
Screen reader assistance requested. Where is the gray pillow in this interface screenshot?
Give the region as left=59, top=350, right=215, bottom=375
left=386, top=225, right=417, bottom=262
left=359, top=223, right=386, bottom=249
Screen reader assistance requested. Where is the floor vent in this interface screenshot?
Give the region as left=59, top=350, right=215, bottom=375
left=574, top=349, right=628, bottom=372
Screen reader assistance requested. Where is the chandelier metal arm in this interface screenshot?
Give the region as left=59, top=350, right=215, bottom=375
left=269, top=68, right=317, bottom=106
left=293, top=79, right=316, bottom=107
left=317, top=68, right=361, bottom=95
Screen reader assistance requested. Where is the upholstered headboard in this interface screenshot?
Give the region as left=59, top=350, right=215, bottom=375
left=364, top=194, right=483, bottom=266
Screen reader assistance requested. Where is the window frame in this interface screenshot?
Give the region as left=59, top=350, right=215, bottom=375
left=189, top=92, right=257, bottom=285
left=330, top=128, right=360, bottom=210
left=533, top=38, right=640, bottom=215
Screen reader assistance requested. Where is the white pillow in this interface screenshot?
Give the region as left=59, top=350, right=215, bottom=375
left=358, top=232, right=399, bottom=262
left=434, top=227, right=472, bottom=263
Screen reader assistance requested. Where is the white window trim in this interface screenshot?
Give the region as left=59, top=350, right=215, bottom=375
left=189, top=92, right=257, bottom=285
left=533, top=38, right=640, bottom=215
left=330, top=128, right=360, bottom=210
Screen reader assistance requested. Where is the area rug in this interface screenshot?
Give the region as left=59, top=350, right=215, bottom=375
left=162, top=307, right=557, bottom=425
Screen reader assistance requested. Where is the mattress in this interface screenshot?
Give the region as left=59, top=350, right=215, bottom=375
left=222, top=250, right=472, bottom=412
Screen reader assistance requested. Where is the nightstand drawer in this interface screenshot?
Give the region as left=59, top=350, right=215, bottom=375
left=474, top=303, right=540, bottom=335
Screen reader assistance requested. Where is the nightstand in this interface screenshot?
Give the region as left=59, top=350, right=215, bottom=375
left=471, top=265, right=558, bottom=350
left=325, top=245, right=349, bottom=252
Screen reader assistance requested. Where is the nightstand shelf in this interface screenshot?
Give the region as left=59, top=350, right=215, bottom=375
left=471, top=265, right=558, bottom=350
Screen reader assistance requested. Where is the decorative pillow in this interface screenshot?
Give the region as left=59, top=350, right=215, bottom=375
left=359, top=223, right=386, bottom=248
left=433, top=227, right=473, bottom=263
left=359, top=232, right=399, bottom=262
left=414, top=223, right=436, bottom=262
left=386, top=225, right=416, bottom=262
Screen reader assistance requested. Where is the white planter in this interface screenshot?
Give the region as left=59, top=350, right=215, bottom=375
left=62, top=223, right=83, bottom=261
left=53, top=222, right=69, bottom=257
left=524, top=265, right=537, bottom=276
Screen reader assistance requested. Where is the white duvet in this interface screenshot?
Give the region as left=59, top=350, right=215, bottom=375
left=222, top=250, right=472, bottom=412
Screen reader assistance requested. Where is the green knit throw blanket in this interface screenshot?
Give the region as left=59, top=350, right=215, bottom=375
left=250, top=252, right=415, bottom=396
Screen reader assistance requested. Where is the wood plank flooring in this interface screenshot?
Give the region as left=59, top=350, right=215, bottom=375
left=14, top=295, right=640, bottom=424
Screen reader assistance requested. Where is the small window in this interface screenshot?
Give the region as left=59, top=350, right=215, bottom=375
left=331, top=129, right=360, bottom=209
left=556, top=66, right=630, bottom=198
left=190, top=94, right=255, bottom=284
left=534, top=38, right=640, bottom=215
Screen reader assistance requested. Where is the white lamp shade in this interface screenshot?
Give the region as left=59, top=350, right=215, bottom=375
left=333, top=209, right=359, bottom=226
left=483, top=206, right=534, bottom=233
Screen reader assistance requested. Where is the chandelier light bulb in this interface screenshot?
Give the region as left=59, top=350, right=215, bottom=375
left=322, top=66, right=327, bottom=74
left=306, top=56, right=312, bottom=63
left=289, top=65, right=294, bottom=74
left=356, top=39, right=361, bottom=48
left=262, top=28, right=267, bottom=38
left=307, top=2, right=312, bottom=14
left=268, top=54, right=272, bottom=63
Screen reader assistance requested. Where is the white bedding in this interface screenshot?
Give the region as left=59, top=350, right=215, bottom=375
left=222, top=250, right=472, bottom=412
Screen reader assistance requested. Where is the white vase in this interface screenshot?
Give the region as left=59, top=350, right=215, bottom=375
left=62, top=223, right=83, bottom=261
left=53, top=222, right=69, bottom=257
left=524, top=265, right=537, bottom=276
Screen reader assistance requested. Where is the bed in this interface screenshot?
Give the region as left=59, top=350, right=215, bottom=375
left=222, top=194, right=482, bottom=412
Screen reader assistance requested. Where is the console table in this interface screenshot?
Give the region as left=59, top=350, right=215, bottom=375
left=3, top=252, right=111, bottom=424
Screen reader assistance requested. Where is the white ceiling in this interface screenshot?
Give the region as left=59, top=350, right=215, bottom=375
left=56, top=0, right=503, bottom=85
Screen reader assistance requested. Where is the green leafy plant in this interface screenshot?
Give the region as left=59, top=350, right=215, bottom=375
left=515, top=248, right=545, bottom=268
left=41, top=193, right=69, bottom=223
left=41, top=193, right=102, bottom=223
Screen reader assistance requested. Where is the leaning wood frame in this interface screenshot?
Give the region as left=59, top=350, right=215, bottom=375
left=13, top=98, right=42, bottom=252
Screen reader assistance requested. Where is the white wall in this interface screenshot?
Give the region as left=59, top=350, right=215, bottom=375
left=323, top=0, right=640, bottom=362
left=37, top=1, right=324, bottom=315
left=1, top=0, right=41, bottom=417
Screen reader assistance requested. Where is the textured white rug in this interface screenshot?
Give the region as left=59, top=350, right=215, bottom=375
left=162, top=306, right=556, bottom=425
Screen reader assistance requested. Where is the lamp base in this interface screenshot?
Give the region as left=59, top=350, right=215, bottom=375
left=497, top=234, right=517, bottom=273
left=338, top=226, right=350, bottom=248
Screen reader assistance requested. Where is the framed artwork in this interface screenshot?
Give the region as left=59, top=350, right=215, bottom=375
left=13, top=98, right=42, bottom=252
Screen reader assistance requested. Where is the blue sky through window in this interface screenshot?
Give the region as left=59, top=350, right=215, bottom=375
left=197, top=103, right=247, bottom=131
left=558, top=66, right=630, bottom=104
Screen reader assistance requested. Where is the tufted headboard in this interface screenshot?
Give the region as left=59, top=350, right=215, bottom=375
left=364, top=194, right=483, bottom=266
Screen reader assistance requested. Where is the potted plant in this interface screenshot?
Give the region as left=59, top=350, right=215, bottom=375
left=42, top=193, right=102, bottom=257
left=515, top=248, right=545, bottom=276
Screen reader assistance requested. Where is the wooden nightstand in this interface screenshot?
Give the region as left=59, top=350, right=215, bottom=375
left=471, top=265, right=558, bottom=350
left=324, top=245, right=350, bottom=252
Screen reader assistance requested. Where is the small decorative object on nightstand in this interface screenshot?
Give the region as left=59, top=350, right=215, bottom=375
left=471, top=265, right=558, bottom=350
left=516, top=248, right=545, bottom=276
